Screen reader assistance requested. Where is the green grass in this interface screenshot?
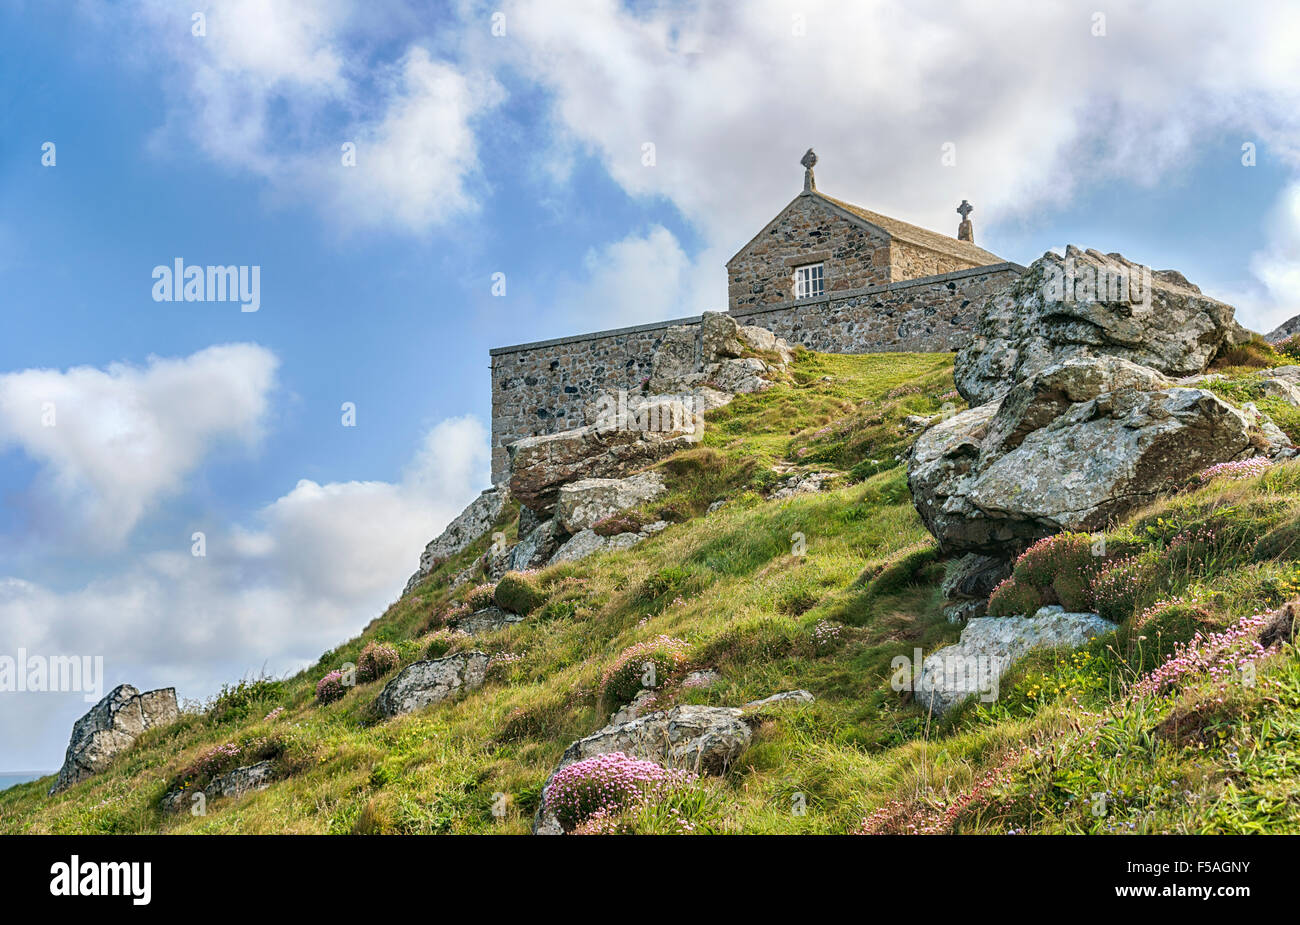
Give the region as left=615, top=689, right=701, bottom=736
left=3, top=348, right=1299, bottom=835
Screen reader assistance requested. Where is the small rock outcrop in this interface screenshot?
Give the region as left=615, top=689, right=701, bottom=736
left=449, top=607, right=523, bottom=636
left=911, top=606, right=1114, bottom=715
left=506, top=519, right=562, bottom=571
left=742, top=689, right=815, bottom=709
left=49, top=684, right=179, bottom=795
left=160, top=760, right=275, bottom=814
left=549, top=527, right=645, bottom=564
left=955, top=247, right=1250, bottom=406
left=533, top=704, right=753, bottom=834
left=1259, top=599, right=1298, bottom=649
left=1266, top=315, right=1300, bottom=344
left=769, top=470, right=835, bottom=500
left=608, top=689, right=658, bottom=725
left=649, top=311, right=793, bottom=396
left=375, top=652, right=490, bottom=718
left=404, top=486, right=509, bottom=595
left=508, top=399, right=699, bottom=516
left=555, top=471, right=666, bottom=534
left=941, top=554, right=1012, bottom=609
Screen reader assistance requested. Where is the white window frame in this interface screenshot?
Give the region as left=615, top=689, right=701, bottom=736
left=794, top=262, right=825, bottom=300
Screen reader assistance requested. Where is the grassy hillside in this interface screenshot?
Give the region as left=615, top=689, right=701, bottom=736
left=4, top=349, right=1299, bottom=834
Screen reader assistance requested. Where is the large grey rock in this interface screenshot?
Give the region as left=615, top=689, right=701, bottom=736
left=648, top=325, right=702, bottom=392
left=704, top=357, right=774, bottom=393
left=956, top=247, right=1250, bottom=406
left=650, top=317, right=791, bottom=396
left=738, top=324, right=795, bottom=364
left=375, top=652, right=490, bottom=718
left=404, top=487, right=508, bottom=595
left=980, top=355, right=1173, bottom=458
left=910, top=358, right=1258, bottom=553
left=701, top=311, right=745, bottom=361
left=911, top=607, right=1115, bottom=715
left=1258, top=377, right=1300, bottom=406
left=49, top=684, right=179, bottom=795
left=160, top=760, right=275, bottom=814
left=506, top=519, right=561, bottom=571
left=508, top=402, right=699, bottom=515
left=555, top=471, right=666, bottom=534
left=549, top=528, right=644, bottom=564
left=1258, top=365, right=1300, bottom=384
left=534, top=704, right=752, bottom=834
left=450, top=606, right=523, bottom=636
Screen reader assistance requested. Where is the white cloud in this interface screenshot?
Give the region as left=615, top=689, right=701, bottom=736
left=1204, top=182, right=1300, bottom=334
left=124, top=0, right=503, bottom=233
left=504, top=0, right=1300, bottom=304
left=1245, top=182, right=1300, bottom=334
left=0, top=415, right=491, bottom=770
left=0, top=344, right=278, bottom=548
left=557, top=225, right=702, bottom=330
left=315, top=47, right=506, bottom=232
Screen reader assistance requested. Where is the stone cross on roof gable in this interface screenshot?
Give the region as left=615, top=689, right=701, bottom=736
left=956, top=199, right=975, bottom=242
left=801, top=148, right=817, bottom=192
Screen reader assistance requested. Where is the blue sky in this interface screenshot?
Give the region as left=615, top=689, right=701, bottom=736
left=2, top=0, right=1299, bottom=770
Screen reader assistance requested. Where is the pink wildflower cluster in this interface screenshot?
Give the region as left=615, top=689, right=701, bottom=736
left=263, top=706, right=285, bottom=722
left=171, top=734, right=286, bottom=793
left=315, top=669, right=348, bottom=704
left=1197, top=457, right=1272, bottom=483
left=987, top=576, right=1044, bottom=617
left=592, top=512, right=644, bottom=537
left=572, top=802, right=699, bottom=835
left=1012, top=532, right=1094, bottom=587
left=1089, top=553, right=1158, bottom=622
left=856, top=750, right=1022, bottom=835
left=543, top=752, right=697, bottom=832
left=1134, top=597, right=1188, bottom=624
left=1131, top=611, right=1272, bottom=698
left=356, top=641, right=400, bottom=683
left=424, top=600, right=470, bottom=631
left=1168, top=526, right=1218, bottom=551
left=174, top=742, right=241, bottom=791
left=812, top=620, right=842, bottom=648
left=464, top=583, right=497, bottom=611
left=599, top=635, right=691, bottom=704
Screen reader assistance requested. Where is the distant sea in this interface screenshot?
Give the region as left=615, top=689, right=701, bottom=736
left=0, top=772, right=49, bottom=792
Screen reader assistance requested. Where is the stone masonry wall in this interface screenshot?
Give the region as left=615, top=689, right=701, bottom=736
left=490, top=263, right=1024, bottom=483
left=727, top=195, right=892, bottom=310
left=490, top=320, right=686, bottom=483
left=731, top=264, right=1022, bottom=354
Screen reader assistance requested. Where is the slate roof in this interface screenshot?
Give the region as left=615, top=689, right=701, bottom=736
left=815, top=192, right=1005, bottom=266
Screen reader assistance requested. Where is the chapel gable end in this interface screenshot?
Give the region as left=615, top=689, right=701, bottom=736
left=725, top=150, right=1006, bottom=312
